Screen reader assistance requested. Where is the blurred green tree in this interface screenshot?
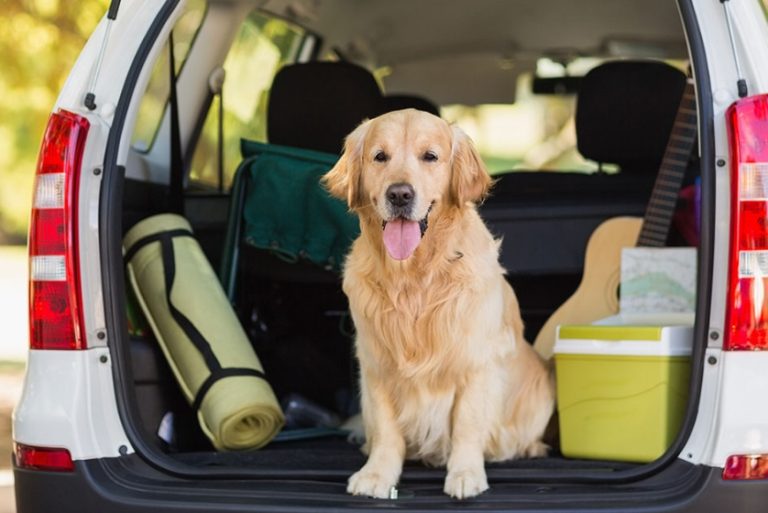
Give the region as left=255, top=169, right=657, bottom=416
left=0, top=0, right=108, bottom=244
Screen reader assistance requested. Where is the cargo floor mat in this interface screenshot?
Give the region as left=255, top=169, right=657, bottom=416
left=172, top=437, right=637, bottom=478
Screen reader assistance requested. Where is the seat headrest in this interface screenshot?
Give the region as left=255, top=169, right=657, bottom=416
left=379, top=94, right=441, bottom=117
left=576, top=61, right=687, bottom=174
left=267, top=61, right=382, bottom=155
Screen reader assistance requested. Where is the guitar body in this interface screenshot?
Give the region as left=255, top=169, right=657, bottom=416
left=533, top=217, right=643, bottom=359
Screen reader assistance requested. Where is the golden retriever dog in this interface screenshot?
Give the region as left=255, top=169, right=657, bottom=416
left=322, top=109, right=555, bottom=499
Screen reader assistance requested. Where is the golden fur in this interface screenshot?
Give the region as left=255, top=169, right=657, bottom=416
left=323, top=109, right=555, bottom=499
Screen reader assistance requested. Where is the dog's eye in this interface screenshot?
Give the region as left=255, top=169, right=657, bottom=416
left=374, top=151, right=389, bottom=163
left=422, top=150, right=438, bottom=162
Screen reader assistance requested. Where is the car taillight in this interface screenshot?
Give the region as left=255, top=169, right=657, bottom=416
left=28, top=110, right=89, bottom=350
left=725, top=95, right=768, bottom=350
left=723, top=454, right=768, bottom=480
left=14, top=443, right=74, bottom=472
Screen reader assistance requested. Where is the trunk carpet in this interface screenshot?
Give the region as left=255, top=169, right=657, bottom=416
left=172, top=436, right=636, bottom=478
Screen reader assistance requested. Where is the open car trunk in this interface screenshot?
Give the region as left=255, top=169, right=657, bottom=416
left=99, top=0, right=714, bottom=506
left=122, top=185, right=640, bottom=477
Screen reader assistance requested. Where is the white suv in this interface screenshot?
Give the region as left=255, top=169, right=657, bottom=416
left=12, top=0, right=768, bottom=511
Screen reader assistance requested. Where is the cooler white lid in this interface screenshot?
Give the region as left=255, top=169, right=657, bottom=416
left=554, top=316, right=693, bottom=357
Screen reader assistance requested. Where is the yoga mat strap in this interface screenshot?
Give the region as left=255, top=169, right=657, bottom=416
left=123, top=229, right=194, bottom=264
left=159, top=234, right=222, bottom=373
left=192, top=367, right=268, bottom=412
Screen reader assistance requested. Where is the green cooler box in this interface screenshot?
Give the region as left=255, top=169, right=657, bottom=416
left=554, top=324, right=692, bottom=463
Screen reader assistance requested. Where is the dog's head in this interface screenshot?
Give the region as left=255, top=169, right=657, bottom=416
left=322, top=109, right=491, bottom=260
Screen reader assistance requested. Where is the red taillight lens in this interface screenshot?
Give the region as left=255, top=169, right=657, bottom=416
left=28, top=110, right=89, bottom=350
left=14, top=443, right=74, bottom=472
left=723, top=454, right=768, bottom=480
left=725, top=95, right=768, bottom=350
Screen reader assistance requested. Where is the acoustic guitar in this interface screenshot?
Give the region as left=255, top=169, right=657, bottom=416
left=533, top=82, right=697, bottom=359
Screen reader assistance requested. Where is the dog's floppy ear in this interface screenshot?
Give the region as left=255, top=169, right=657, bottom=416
left=322, top=119, right=370, bottom=209
left=449, top=125, right=492, bottom=207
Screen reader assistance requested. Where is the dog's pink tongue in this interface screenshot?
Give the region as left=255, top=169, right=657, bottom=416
left=382, top=219, right=421, bottom=260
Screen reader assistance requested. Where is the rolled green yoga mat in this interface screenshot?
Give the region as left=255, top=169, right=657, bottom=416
left=124, top=214, right=284, bottom=450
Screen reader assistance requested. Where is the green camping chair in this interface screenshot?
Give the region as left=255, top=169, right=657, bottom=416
left=220, top=139, right=359, bottom=300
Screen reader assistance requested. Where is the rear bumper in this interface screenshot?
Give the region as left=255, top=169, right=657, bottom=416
left=13, top=455, right=768, bottom=513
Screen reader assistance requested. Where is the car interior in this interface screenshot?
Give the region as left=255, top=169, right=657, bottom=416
left=118, top=0, right=701, bottom=483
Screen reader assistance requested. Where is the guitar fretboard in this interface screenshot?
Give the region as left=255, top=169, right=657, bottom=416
left=636, top=82, right=697, bottom=247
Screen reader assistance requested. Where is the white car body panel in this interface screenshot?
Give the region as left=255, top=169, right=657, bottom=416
left=710, top=353, right=768, bottom=463
left=13, top=350, right=133, bottom=459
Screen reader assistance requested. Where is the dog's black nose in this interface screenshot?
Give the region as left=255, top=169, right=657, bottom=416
left=386, top=183, right=415, bottom=207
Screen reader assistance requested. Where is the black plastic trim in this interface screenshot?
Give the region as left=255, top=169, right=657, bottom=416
left=13, top=457, right=768, bottom=513
left=100, top=0, right=715, bottom=490
left=100, top=0, right=186, bottom=473
left=108, top=0, right=121, bottom=20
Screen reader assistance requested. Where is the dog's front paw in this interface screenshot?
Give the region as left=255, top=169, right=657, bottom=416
left=444, top=468, right=489, bottom=499
left=347, top=468, right=398, bottom=499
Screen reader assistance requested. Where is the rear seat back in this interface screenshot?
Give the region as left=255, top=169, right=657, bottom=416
left=267, top=61, right=382, bottom=154
left=483, top=59, right=689, bottom=272
left=481, top=60, right=690, bottom=340
left=576, top=60, right=687, bottom=175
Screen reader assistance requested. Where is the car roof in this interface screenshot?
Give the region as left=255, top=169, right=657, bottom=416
left=250, top=0, right=686, bottom=104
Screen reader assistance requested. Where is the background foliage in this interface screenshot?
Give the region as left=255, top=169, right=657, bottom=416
left=0, top=0, right=108, bottom=244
